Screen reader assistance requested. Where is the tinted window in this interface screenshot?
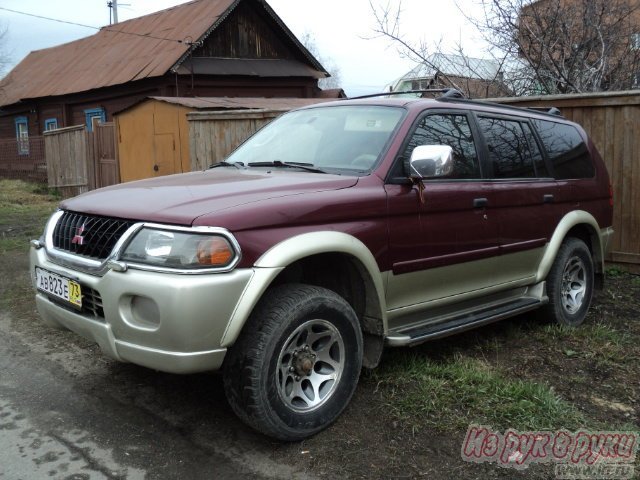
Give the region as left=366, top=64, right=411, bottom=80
left=522, top=122, right=549, bottom=177
left=532, top=119, right=594, bottom=179
left=478, top=117, right=535, bottom=178
left=403, top=114, right=480, bottom=179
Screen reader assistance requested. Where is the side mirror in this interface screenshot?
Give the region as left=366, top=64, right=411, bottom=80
left=409, top=145, right=454, bottom=179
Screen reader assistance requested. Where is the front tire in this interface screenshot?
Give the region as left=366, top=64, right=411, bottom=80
left=542, top=237, right=594, bottom=327
left=223, top=284, right=363, bottom=441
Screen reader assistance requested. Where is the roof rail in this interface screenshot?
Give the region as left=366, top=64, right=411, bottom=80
left=434, top=96, right=565, bottom=119
left=349, top=88, right=465, bottom=100
left=522, top=106, right=563, bottom=116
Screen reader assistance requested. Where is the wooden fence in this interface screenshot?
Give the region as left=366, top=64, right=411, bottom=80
left=44, top=123, right=119, bottom=197
left=494, top=91, right=640, bottom=266
left=187, top=109, right=285, bottom=170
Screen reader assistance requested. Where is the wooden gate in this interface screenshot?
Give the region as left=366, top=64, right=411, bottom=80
left=44, top=123, right=119, bottom=197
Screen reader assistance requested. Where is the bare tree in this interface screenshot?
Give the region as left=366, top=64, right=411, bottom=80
left=367, top=1, right=512, bottom=98
left=300, top=32, right=343, bottom=90
left=466, top=0, right=640, bottom=94
left=369, top=0, right=640, bottom=96
left=0, top=23, right=11, bottom=76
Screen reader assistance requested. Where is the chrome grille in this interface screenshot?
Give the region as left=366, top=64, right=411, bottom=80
left=52, top=211, right=135, bottom=260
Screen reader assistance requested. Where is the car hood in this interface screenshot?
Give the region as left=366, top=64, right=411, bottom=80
left=61, top=168, right=359, bottom=225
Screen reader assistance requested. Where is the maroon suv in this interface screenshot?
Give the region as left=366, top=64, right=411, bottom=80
left=31, top=92, right=613, bottom=441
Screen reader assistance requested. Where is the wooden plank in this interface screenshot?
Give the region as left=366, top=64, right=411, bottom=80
left=610, top=106, right=624, bottom=253
left=619, top=106, right=634, bottom=254
left=630, top=106, right=640, bottom=256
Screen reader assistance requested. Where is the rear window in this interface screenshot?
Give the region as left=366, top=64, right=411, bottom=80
left=532, top=119, right=594, bottom=179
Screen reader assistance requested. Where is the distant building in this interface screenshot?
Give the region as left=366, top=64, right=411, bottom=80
left=387, top=53, right=511, bottom=99
left=0, top=0, right=336, bottom=151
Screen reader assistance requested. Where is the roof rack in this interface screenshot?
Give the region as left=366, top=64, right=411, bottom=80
left=434, top=96, right=565, bottom=118
left=349, top=88, right=465, bottom=100
left=522, top=106, right=563, bottom=116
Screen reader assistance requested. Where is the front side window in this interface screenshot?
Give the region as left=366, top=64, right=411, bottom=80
left=532, top=119, right=594, bottom=179
left=402, top=114, right=480, bottom=179
left=226, top=106, right=405, bottom=175
left=15, top=116, right=29, bottom=155
left=478, top=116, right=535, bottom=178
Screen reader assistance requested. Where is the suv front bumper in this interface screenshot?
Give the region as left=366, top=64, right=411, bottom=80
left=30, top=245, right=254, bottom=374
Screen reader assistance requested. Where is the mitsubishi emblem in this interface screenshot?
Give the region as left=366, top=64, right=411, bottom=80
left=71, top=224, right=86, bottom=245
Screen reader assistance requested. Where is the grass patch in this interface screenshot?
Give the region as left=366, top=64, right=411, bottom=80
left=536, top=322, right=632, bottom=365
left=369, top=351, right=584, bottom=432
left=0, top=179, right=59, bottom=253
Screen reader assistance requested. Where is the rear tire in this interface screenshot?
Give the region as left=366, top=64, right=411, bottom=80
left=542, top=237, right=594, bottom=327
left=223, top=283, right=363, bottom=441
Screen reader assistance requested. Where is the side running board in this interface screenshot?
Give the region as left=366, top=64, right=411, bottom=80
left=386, top=297, right=545, bottom=347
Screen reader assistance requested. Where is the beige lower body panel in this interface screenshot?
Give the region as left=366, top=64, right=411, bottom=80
left=386, top=247, right=545, bottom=329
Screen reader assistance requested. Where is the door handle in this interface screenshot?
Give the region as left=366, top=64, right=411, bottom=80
left=473, top=197, right=488, bottom=208
left=543, top=194, right=554, bottom=204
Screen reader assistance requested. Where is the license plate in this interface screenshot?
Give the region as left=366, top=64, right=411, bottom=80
left=35, top=267, right=82, bottom=308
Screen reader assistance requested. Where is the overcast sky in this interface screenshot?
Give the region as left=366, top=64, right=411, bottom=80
left=0, top=0, right=487, bottom=96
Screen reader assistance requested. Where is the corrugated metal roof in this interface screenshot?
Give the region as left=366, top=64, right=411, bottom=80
left=388, top=53, right=502, bottom=91
left=0, top=0, right=325, bottom=107
left=117, top=96, right=335, bottom=114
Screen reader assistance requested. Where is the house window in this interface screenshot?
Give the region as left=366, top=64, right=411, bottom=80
left=632, top=33, right=640, bottom=50
left=44, top=118, right=58, bottom=131
left=84, top=107, right=106, bottom=132
left=15, top=116, right=29, bottom=155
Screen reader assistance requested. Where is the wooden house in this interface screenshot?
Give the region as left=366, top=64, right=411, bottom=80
left=0, top=0, right=333, bottom=169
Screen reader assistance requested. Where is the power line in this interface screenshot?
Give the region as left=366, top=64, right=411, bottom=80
left=0, top=6, right=193, bottom=45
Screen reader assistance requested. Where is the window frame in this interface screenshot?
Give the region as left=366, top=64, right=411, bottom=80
left=386, top=108, right=486, bottom=184
left=44, top=118, right=59, bottom=132
left=14, top=116, right=29, bottom=156
left=84, top=107, right=106, bottom=132
left=471, top=111, right=555, bottom=181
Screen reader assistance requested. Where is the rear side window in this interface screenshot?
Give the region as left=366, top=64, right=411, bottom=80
left=478, top=117, right=535, bottom=178
left=402, top=114, right=480, bottom=179
left=532, top=119, right=594, bottom=179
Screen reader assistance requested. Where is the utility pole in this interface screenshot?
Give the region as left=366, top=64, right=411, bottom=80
left=107, top=0, right=119, bottom=24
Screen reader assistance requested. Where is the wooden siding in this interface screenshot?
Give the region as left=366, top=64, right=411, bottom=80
left=494, top=92, right=640, bottom=265
left=195, top=2, right=293, bottom=60
left=188, top=109, right=284, bottom=171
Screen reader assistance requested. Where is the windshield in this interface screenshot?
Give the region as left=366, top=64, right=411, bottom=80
left=225, top=105, right=405, bottom=175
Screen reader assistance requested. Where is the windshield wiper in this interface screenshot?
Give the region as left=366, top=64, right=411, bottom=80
left=247, top=160, right=327, bottom=174
left=208, top=161, right=244, bottom=169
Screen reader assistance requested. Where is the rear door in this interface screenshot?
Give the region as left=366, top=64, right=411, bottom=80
left=474, top=114, right=564, bottom=281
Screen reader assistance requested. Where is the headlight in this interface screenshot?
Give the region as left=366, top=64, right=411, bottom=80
left=120, top=228, right=237, bottom=270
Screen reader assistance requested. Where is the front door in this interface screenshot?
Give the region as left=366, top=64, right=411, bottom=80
left=386, top=111, right=500, bottom=325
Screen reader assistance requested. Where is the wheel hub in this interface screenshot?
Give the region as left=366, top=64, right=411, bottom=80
left=292, top=348, right=315, bottom=376
left=560, top=255, right=587, bottom=314
left=276, top=319, right=345, bottom=412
